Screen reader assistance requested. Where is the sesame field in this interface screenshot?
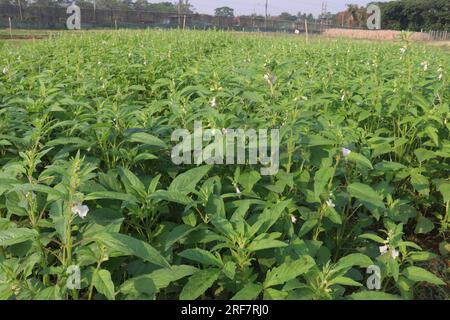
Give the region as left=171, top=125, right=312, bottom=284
left=0, top=30, right=449, bottom=300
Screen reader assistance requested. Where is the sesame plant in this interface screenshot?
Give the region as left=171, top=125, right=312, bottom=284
left=0, top=30, right=448, bottom=300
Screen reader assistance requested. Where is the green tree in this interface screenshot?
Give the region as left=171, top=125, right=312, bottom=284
left=374, top=0, right=449, bottom=31
left=279, top=12, right=297, bottom=22
left=214, top=6, right=234, bottom=18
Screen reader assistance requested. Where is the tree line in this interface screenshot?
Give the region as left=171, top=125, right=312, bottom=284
left=1, top=0, right=448, bottom=31
left=0, top=0, right=194, bottom=13
left=375, top=0, right=449, bottom=31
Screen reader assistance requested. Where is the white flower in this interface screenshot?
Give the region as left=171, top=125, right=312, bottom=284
left=294, top=29, right=300, bottom=35
left=379, top=245, right=389, bottom=254
left=2, top=67, right=8, bottom=75
left=400, top=47, right=407, bottom=54
left=420, top=61, right=428, bottom=71
left=291, top=215, right=297, bottom=224
left=342, top=148, right=351, bottom=157
left=326, top=199, right=335, bottom=208
left=26, top=192, right=37, bottom=200
left=264, top=73, right=277, bottom=85
left=222, top=128, right=228, bottom=135
left=391, top=249, right=399, bottom=259
left=379, top=244, right=400, bottom=259
left=72, top=203, right=89, bottom=219
left=210, top=97, right=217, bottom=108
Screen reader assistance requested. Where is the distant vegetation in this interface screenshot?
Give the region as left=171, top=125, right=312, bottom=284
left=374, top=0, right=449, bottom=31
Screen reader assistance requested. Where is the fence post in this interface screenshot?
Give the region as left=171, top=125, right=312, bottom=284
left=8, top=17, right=12, bottom=39
left=305, top=20, right=309, bottom=42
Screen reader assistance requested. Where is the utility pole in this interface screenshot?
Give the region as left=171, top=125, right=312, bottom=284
left=264, top=0, right=268, bottom=32
left=178, top=0, right=182, bottom=29
left=17, top=0, right=23, bottom=21
left=93, top=0, right=97, bottom=25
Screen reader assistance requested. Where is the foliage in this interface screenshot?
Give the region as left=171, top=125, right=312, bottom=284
left=0, top=30, right=448, bottom=300
left=215, top=7, right=235, bottom=19
left=374, top=0, right=450, bottom=31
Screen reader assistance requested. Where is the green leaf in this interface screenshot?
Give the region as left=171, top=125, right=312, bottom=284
left=85, top=191, right=137, bottom=203
left=347, top=183, right=385, bottom=209
left=129, top=132, right=167, bottom=148
left=178, top=248, right=223, bottom=267
left=263, top=288, right=288, bottom=300
left=314, top=167, right=334, bottom=198
left=0, top=228, right=38, bottom=246
left=242, top=91, right=264, bottom=103
left=169, top=165, right=212, bottom=195
left=438, top=241, right=450, bottom=256
left=414, top=216, right=434, bottom=234
left=148, top=190, right=193, bottom=205
left=92, top=269, right=115, bottom=300
left=329, top=276, right=362, bottom=287
left=374, top=161, right=406, bottom=172
left=408, top=251, right=437, bottom=262
left=334, top=253, right=373, bottom=272
left=209, top=214, right=237, bottom=239
left=10, top=183, right=65, bottom=199
left=359, top=233, right=386, bottom=244
left=410, top=172, right=430, bottom=197
left=162, top=225, right=196, bottom=250
left=347, top=152, right=373, bottom=169
left=348, top=291, right=402, bottom=300
left=120, top=265, right=197, bottom=294
left=180, top=268, right=221, bottom=300
left=247, top=239, right=288, bottom=252
left=298, top=219, right=318, bottom=238
left=222, top=261, right=236, bottom=280
left=93, top=232, right=170, bottom=268
left=301, top=135, right=334, bottom=146
left=264, top=256, right=315, bottom=288
left=34, top=286, right=62, bottom=300
left=250, top=200, right=290, bottom=236
left=231, top=283, right=262, bottom=300
left=425, top=126, right=439, bottom=146
left=118, top=167, right=146, bottom=197
left=46, top=137, right=90, bottom=147
left=325, top=207, right=342, bottom=225
left=436, top=181, right=450, bottom=202
left=414, top=148, right=436, bottom=163
left=205, top=195, right=226, bottom=218
left=403, top=266, right=445, bottom=285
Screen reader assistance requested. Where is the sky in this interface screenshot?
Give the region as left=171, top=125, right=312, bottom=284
left=186, top=0, right=387, bottom=17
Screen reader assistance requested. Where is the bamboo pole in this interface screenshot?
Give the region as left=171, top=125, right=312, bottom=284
left=305, top=20, right=309, bottom=42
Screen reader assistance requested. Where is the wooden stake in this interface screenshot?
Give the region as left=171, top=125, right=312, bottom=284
left=8, top=17, right=12, bottom=39
left=305, top=20, right=309, bottom=42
